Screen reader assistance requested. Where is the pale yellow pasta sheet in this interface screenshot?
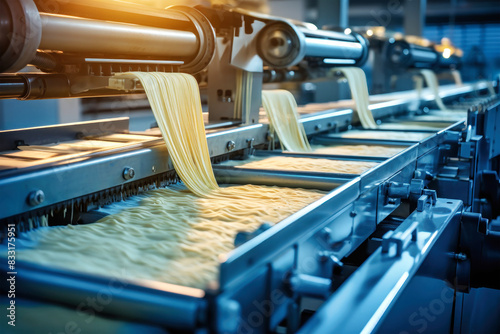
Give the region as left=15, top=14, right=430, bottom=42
left=262, top=89, right=312, bottom=152
left=222, top=155, right=378, bottom=174
left=16, top=185, right=324, bottom=288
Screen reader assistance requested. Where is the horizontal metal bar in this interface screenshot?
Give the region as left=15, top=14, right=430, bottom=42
left=359, top=144, right=419, bottom=191
left=312, top=136, right=415, bottom=146
left=1, top=261, right=204, bottom=330
left=253, top=149, right=388, bottom=162
left=0, top=76, right=26, bottom=98
left=304, top=38, right=363, bottom=60
left=39, top=13, right=199, bottom=59
left=85, top=58, right=184, bottom=65
left=0, top=123, right=269, bottom=220
left=0, top=117, right=129, bottom=151
left=213, top=166, right=350, bottom=191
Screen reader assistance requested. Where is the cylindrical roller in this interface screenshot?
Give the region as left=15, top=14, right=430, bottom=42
left=213, top=167, right=344, bottom=191
left=31, top=0, right=192, bottom=30
left=39, top=13, right=199, bottom=59
left=411, top=47, right=439, bottom=65
left=0, top=76, right=26, bottom=98
left=257, top=21, right=307, bottom=68
left=168, top=5, right=216, bottom=74
left=435, top=54, right=461, bottom=70
left=0, top=0, right=215, bottom=74
left=257, top=20, right=369, bottom=68
left=385, top=39, right=438, bottom=69
left=0, top=73, right=155, bottom=100
left=303, top=38, right=363, bottom=60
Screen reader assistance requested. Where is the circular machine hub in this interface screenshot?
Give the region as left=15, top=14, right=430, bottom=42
left=0, top=0, right=42, bottom=73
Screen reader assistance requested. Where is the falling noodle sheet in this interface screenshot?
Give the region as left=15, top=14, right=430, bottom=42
left=418, top=69, right=450, bottom=111
left=333, top=67, right=377, bottom=129
left=451, top=69, right=463, bottom=86
left=127, top=72, right=219, bottom=197
left=262, top=89, right=312, bottom=152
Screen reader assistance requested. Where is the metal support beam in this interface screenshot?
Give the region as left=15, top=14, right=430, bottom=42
left=404, top=0, right=426, bottom=36
left=317, top=0, right=349, bottom=29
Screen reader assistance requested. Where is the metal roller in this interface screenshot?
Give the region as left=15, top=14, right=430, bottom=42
left=256, top=20, right=369, bottom=68
left=38, top=14, right=199, bottom=59
left=384, top=39, right=439, bottom=69
left=0, top=76, right=26, bottom=99
left=0, top=0, right=215, bottom=74
left=435, top=53, right=462, bottom=70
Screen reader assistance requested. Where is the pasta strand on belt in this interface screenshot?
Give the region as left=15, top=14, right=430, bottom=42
left=222, top=155, right=378, bottom=174
left=15, top=185, right=324, bottom=289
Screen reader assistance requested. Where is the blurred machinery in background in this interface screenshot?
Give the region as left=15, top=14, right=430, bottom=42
left=361, top=28, right=463, bottom=93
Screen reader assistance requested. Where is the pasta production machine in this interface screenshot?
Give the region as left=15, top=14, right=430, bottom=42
left=1, top=0, right=500, bottom=333
left=0, top=0, right=370, bottom=126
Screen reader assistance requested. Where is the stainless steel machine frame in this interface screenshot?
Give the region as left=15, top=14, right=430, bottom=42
left=2, top=86, right=498, bottom=333
left=0, top=1, right=499, bottom=333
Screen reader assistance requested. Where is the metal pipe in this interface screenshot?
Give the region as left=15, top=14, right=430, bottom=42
left=39, top=13, right=199, bottom=59
left=304, top=38, right=363, bottom=60
left=300, top=28, right=357, bottom=43
left=33, top=0, right=192, bottom=29
left=0, top=76, right=26, bottom=98
left=213, top=167, right=345, bottom=191
left=9, top=263, right=205, bottom=330
left=31, top=52, right=59, bottom=71
left=386, top=40, right=438, bottom=69
left=411, top=47, right=438, bottom=64
left=0, top=74, right=141, bottom=100
left=258, top=21, right=368, bottom=68
left=436, top=54, right=461, bottom=69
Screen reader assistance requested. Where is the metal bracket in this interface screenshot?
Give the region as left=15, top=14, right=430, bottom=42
left=288, top=273, right=332, bottom=299
left=459, top=141, right=475, bottom=159
left=385, top=181, right=410, bottom=199
left=443, top=130, right=461, bottom=144
left=318, top=251, right=344, bottom=270
left=438, top=144, right=452, bottom=165
left=216, top=298, right=241, bottom=334
left=108, top=76, right=143, bottom=91
left=462, top=212, right=489, bottom=235
left=246, top=137, right=256, bottom=156
left=381, top=220, right=419, bottom=257
left=234, top=222, right=272, bottom=247
left=417, top=189, right=437, bottom=212
left=438, top=166, right=459, bottom=178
